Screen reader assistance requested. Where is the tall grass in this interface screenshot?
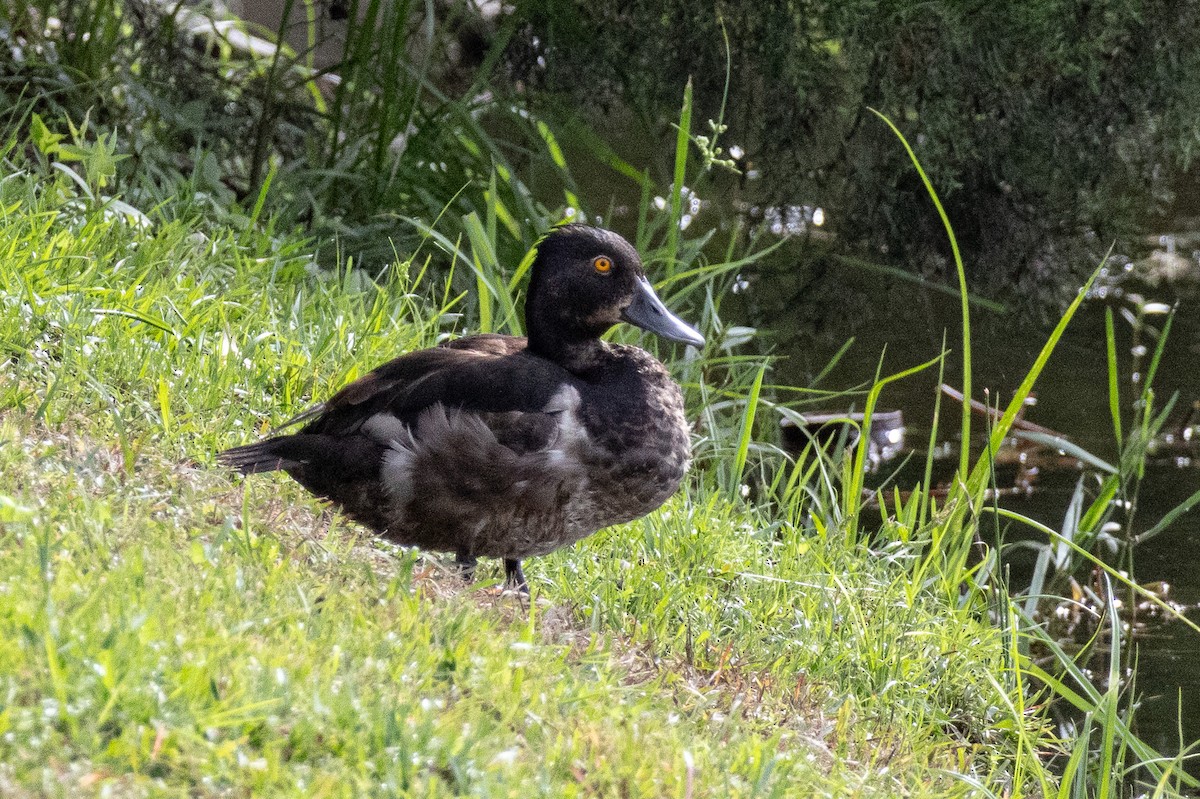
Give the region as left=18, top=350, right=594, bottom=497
left=840, top=114, right=1200, bottom=794
left=1, top=0, right=586, bottom=278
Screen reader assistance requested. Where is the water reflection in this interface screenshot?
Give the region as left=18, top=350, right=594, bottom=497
left=739, top=203, right=826, bottom=237
left=761, top=225, right=1200, bottom=761
left=779, top=408, right=905, bottom=473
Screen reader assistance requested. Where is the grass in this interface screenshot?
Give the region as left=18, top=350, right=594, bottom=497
left=0, top=416, right=1019, bottom=796
left=0, top=139, right=1072, bottom=796
left=2, top=17, right=1198, bottom=790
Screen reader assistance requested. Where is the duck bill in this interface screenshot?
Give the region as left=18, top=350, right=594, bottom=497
left=621, top=277, right=705, bottom=348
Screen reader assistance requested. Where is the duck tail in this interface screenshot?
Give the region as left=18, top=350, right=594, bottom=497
left=217, top=438, right=303, bottom=475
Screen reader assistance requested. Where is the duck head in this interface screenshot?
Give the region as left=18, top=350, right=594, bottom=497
left=524, top=225, right=704, bottom=363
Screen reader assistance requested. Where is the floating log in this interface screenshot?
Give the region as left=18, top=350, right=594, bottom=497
left=779, top=409, right=905, bottom=471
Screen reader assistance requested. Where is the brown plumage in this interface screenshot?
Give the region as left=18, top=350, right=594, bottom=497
left=217, top=224, right=704, bottom=590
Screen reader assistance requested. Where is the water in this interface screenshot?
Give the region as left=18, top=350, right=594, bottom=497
left=763, top=236, right=1200, bottom=752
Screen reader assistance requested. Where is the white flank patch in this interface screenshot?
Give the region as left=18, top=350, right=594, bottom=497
left=380, top=444, right=417, bottom=509
left=545, top=385, right=585, bottom=465
left=362, top=412, right=410, bottom=445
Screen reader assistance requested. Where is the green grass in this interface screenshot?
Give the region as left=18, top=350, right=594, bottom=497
left=7, top=4, right=1200, bottom=794
left=0, top=149, right=1072, bottom=796
left=0, top=417, right=1021, bottom=796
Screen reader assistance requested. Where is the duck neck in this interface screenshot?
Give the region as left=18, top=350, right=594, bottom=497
left=528, top=332, right=611, bottom=375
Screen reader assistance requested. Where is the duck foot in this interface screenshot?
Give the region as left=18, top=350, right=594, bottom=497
left=455, top=551, right=477, bottom=582
left=504, top=559, right=529, bottom=594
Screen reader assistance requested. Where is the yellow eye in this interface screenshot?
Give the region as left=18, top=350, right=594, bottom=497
left=593, top=255, right=613, bottom=274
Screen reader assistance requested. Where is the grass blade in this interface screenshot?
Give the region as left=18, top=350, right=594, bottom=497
left=1105, top=306, right=1123, bottom=448
left=869, top=108, right=972, bottom=477
left=731, top=362, right=766, bottom=498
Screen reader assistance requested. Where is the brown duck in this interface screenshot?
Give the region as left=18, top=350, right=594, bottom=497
left=218, top=224, right=704, bottom=589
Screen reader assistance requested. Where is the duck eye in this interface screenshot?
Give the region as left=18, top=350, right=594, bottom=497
left=593, top=255, right=613, bottom=274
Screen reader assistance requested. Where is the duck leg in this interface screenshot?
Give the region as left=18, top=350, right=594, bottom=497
left=455, top=550, right=477, bottom=582
left=504, top=559, right=528, bottom=593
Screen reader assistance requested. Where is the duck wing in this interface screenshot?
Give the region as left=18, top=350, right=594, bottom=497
left=308, top=334, right=571, bottom=443
left=270, top=334, right=533, bottom=430
left=218, top=334, right=577, bottom=475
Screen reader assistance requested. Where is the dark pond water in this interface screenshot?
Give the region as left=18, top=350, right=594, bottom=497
left=762, top=229, right=1200, bottom=757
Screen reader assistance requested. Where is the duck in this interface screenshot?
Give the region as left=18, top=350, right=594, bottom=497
left=218, top=224, right=704, bottom=590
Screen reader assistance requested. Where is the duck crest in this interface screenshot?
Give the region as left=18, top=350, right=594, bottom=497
left=217, top=225, right=703, bottom=590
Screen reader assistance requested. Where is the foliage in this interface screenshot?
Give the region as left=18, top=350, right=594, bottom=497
left=7, top=0, right=1200, bottom=314
left=513, top=0, right=1200, bottom=301
left=0, top=0, right=580, bottom=276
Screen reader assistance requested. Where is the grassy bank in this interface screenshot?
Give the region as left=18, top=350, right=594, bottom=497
left=4, top=1, right=1199, bottom=793
left=0, top=145, right=1071, bottom=796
